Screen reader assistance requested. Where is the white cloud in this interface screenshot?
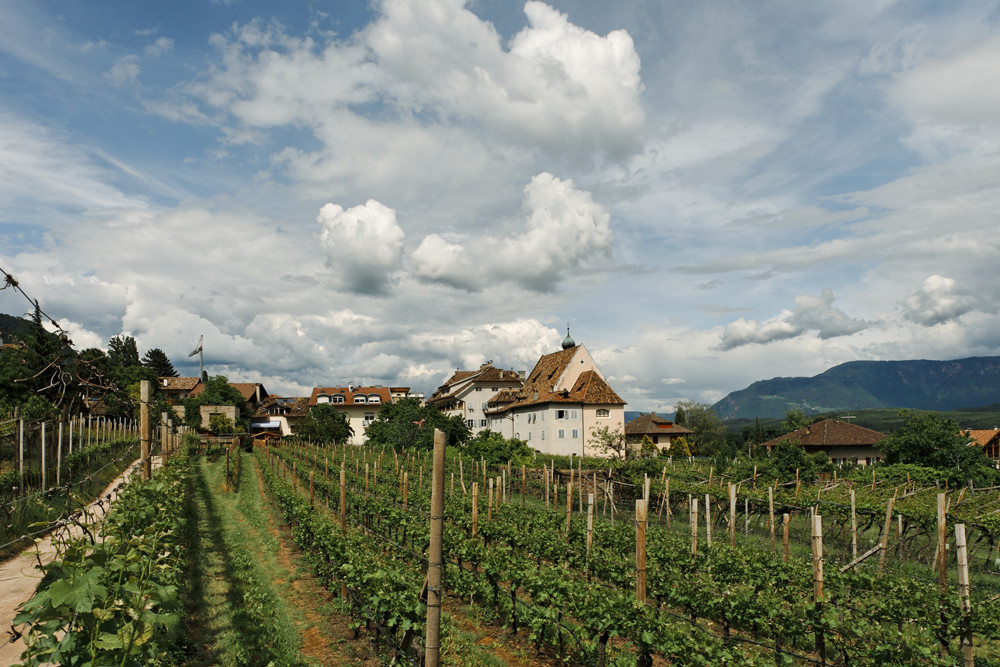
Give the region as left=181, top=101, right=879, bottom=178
left=145, top=37, right=174, bottom=57
left=901, top=275, right=978, bottom=326
left=106, top=55, right=140, bottom=87
left=411, top=172, right=612, bottom=291
left=317, top=200, right=406, bottom=296
left=720, top=289, right=868, bottom=350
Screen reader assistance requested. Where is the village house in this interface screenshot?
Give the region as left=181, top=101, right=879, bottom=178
left=309, top=385, right=396, bottom=446
left=625, top=413, right=694, bottom=452
left=485, top=331, right=626, bottom=457
left=965, top=428, right=1000, bottom=460
left=427, top=362, right=525, bottom=436
left=250, top=396, right=312, bottom=437
left=760, top=418, right=887, bottom=465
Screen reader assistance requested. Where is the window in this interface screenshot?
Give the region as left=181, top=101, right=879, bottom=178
left=368, top=394, right=381, bottom=404
left=572, top=429, right=578, bottom=439
left=316, top=394, right=330, bottom=404
left=571, top=410, right=578, bottom=419
left=558, top=429, right=565, bottom=438
left=467, top=419, right=474, bottom=428
left=596, top=409, right=610, bottom=418
left=491, top=387, right=498, bottom=392
left=555, top=409, right=568, bottom=419
left=332, top=395, right=344, bottom=404
left=363, top=412, right=375, bottom=427
left=541, top=431, right=545, bottom=440
left=479, top=419, right=487, bottom=428
left=354, top=395, right=367, bottom=404
left=476, top=387, right=482, bottom=391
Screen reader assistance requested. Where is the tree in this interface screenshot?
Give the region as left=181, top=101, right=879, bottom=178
left=182, top=375, right=248, bottom=430
left=107, top=335, right=141, bottom=369
left=365, top=398, right=470, bottom=451
left=781, top=409, right=810, bottom=434
left=674, top=404, right=687, bottom=426
left=296, top=404, right=354, bottom=444
left=674, top=401, right=727, bottom=457
left=638, top=435, right=659, bottom=459
left=879, top=410, right=994, bottom=484
left=589, top=425, right=630, bottom=460
left=209, top=412, right=235, bottom=434
left=465, top=430, right=533, bottom=466
left=141, top=348, right=178, bottom=377
left=671, top=436, right=692, bottom=457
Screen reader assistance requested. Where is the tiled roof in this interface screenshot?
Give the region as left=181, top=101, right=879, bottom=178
left=253, top=396, right=312, bottom=418
left=189, top=381, right=267, bottom=402
left=428, top=363, right=523, bottom=403
left=760, top=419, right=886, bottom=449
left=626, top=413, right=694, bottom=436
left=966, top=428, right=1000, bottom=447
left=160, top=377, right=201, bottom=391
left=309, top=386, right=393, bottom=406
left=490, top=348, right=624, bottom=412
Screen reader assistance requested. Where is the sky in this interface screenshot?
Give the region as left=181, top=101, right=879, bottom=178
left=2, top=0, right=1000, bottom=413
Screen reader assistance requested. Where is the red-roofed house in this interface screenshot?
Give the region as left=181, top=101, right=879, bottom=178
left=965, top=428, right=1000, bottom=460
left=760, top=418, right=887, bottom=465
left=625, top=413, right=694, bottom=451
left=427, top=362, right=525, bottom=436
left=485, top=332, right=626, bottom=456
left=309, top=385, right=394, bottom=445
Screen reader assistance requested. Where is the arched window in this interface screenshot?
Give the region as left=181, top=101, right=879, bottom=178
left=596, top=408, right=610, bottom=418
left=316, top=394, right=330, bottom=404
left=332, top=395, right=344, bottom=404
left=354, top=395, right=367, bottom=404
left=368, top=394, right=381, bottom=404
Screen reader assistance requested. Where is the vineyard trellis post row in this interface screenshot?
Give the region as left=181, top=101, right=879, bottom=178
left=140, top=380, right=151, bottom=481
left=424, top=428, right=446, bottom=667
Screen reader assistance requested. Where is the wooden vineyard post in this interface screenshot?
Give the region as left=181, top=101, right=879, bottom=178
left=450, top=472, right=454, bottom=498
left=705, top=493, right=712, bottom=548
left=565, top=481, right=574, bottom=538
left=665, top=478, right=671, bottom=531
left=850, top=489, right=858, bottom=560
left=545, top=464, right=550, bottom=508
left=878, top=492, right=897, bottom=572
left=956, top=523, right=973, bottom=667
left=56, top=420, right=63, bottom=486
left=140, top=380, right=151, bottom=480
left=745, top=498, right=750, bottom=536
left=522, top=465, right=526, bottom=507
left=309, top=471, right=315, bottom=506
left=488, top=478, right=494, bottom=522
left=783, top=513, right=790, bottom=563
left=938, top=493, right=949, bottom=658
left=587, top=493, right=594, bottom=557
left=812, top=514, right=825, bottom=664
left=460, top=457, right=466, bottom=494
left=729, top=484, right=737, bottom=547
left=690, top=496, right=699, bottom=556
left=365, top=463, right=369, bottom=496
left=767, top=486, right=778, bottom=553
left=41, top=422, right=46, bottom=490
left=424, top=429, right=446, bottom=667
left=472, top=482, right=479, bottom=536
left=636, top=498, right=648, bottom=603
left=340, top=463, right=348, bottom=599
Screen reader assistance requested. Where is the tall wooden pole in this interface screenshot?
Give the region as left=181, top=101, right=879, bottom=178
left=938, top=493, right=950, bottom=659
left=340, top=463, right=348, bottom=599
left=140, top=380, right=151, bottom=480
left=636, top=498, right=648, bottom=603
left=956, top=523, right=973, bottom=667
left=424, top=429, right=446, bottom=667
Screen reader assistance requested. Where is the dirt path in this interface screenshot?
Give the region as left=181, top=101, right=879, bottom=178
left=0, top=456, right=162, bottom=665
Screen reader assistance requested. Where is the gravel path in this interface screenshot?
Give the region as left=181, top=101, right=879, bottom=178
left=0, top=456, right=161, bottom=665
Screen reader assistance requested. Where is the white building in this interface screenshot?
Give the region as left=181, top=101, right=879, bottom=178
left=486, top=332, right=626, bottom=457
left=309, top=385, right=394, bottom=445
left=427, top=362, right=525, bottom=436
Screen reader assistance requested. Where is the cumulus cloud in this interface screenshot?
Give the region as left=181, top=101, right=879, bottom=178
left=145, top=37, right=174, bottom=57
left=317, top=200, right=405, bottom=296
left=412, top=172, right=612, bottom=292
left=106, top=55, right=140, bottom=87
left=720, top=289, right=868, bottom=350
left=901, top=275, right=978, bottom=326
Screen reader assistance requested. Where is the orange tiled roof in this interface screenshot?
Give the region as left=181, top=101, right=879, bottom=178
left=253, top=396, right=312, bottom=419
left=490, top=348, right=624, bottom=412
left=760, top=419, right=886, bottom=449
left=626, top=413, right=694, bottom=437
left=309, top=386, right=393, bottom=406
left=160, top=377, right=201, bottom=391
left=428, top=363, right=523, bottom=403
left=966, top=429, right=1000, bottom=447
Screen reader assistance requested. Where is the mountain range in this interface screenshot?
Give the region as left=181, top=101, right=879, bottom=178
left=711, top=357, right=1000, bottom=420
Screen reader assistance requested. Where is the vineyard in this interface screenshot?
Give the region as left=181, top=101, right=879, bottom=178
left=6, top=425, right=1000, bottom=666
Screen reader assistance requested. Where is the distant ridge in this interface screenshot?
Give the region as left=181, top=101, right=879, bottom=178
left=712, top=357, right=1000, bottom=420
